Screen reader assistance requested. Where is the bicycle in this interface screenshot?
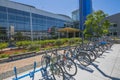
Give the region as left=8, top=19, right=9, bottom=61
left=51, top=49, right=77, bottom=76
left=41, top=50, right=64, bottom=80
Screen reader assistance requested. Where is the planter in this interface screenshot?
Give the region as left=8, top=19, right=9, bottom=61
left=9, top=51, right=36, bottom=61
left=0, top=57, right=9, bottom=63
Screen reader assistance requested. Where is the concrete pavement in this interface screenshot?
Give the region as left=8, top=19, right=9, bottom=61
left=3, top=44, right=120, bottom=80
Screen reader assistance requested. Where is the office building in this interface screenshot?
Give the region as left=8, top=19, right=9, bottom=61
left=72, top=0, right=93, bottom=30
left=106, top=13, right=120, bottom=37
left=0, top=0, right=72, bottom=40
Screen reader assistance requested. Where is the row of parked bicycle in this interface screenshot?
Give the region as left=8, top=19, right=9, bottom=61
left=40, top=37, right=113, bottom=80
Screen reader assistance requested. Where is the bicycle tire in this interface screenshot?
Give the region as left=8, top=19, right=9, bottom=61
left=77, top=52, right=92, bottom=66
left=51, top=63, right=64, bottom=80
left=63, top=58, right=77, bottom=76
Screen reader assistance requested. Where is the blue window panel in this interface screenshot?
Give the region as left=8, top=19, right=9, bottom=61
left=16, top=16, right=24, bottom=22
left=32, top=13, right=46, bottom=19
left=8, top=8, right=30, bottom=16
left=0, top=22, right=7, bottom=28
left=32, top=26, right=37, bottom=31
left=8, top=8, right=19, bottom=15
left=0, top=6, right=6, bottom=12
left=8, top=14, right=16, bottom=21
left=0, top=19, right=7, bottom=24
left=24, top=24, right=30, bottom=31
left=0, top=13, right=7, bottom=19
left=23, top=12, right=30, bottom=17
left=16, top=23, right=25, bottom=31
left=24, top=17, right=30, bottom=23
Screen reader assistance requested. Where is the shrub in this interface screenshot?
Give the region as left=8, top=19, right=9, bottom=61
left=39, top=41, right=47, bottom=48
left=74, top=38, right=82, bottom=42
left=47, top=40, right=56, bottom=46
left=16, top=41, right=23, bottom=48
left=0, top=54, right=9, bottom=58
left=27, top=44, right=40, bottom=51
left=61, top=38, right=69, bottom=43
left=68, top=38, right=75, bottom=45
left=54, top=40, right=63, bottom=46
left=0, top=43, right=8, bottom=53
left=16, top=41, right=31, bottom=48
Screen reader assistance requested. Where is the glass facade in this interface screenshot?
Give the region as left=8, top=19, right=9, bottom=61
left=0, top=6, right=68, bottom=40
left=32, top=13, right=65, bottom=32
left=72, top=10, right=79, bottom=21
left=0, top=6, right=7, bottom=40
left=8, top=8, right=30, bottom=32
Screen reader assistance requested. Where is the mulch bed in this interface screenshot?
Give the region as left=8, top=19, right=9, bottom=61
left=0, top=49, right=26, bottom=55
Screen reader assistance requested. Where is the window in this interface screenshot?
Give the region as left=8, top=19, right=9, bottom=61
left=0, top=6, right=6, bottom=12
left=0, top=13, right=7, bottom=19
left=113, top=32, right=117, bottom=36
left=113, top=24, right=117, bottom=27
left=8, top=8, right=30, bottom=17
left=0, top=20, right=7, bottom=27
left=8, top=14, right=16, bottom=21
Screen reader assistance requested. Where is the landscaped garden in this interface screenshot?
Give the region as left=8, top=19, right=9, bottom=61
left=0, top=38, right=85, bottom=59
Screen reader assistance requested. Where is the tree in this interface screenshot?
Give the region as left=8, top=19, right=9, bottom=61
left=84, top=10, right=111, bottom=38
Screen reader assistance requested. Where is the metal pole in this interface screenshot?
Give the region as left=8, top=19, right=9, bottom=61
left=6, top=8, right=10, bottom=43
left=30, top=9, right=33, bottom=41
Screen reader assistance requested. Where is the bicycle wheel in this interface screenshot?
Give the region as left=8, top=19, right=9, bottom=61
left=51, top=63, right=64, bottom=80
left=87, top=51, right=97, bottom=62
left=97, top=46, right=104, bottom=56
left=63, top=58, right=77, bottom=76
left=77, top=52, right=92, bottom=66
left=41, top=55, right=49, bottom=68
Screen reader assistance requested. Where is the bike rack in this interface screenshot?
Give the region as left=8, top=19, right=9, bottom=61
left=13, top=62, right=37, bottom=80
left=29, top=62, right=36, bottom=80
left=13, top=62, right=52, bottom=80
left=41, top=68, right=52, bottom=80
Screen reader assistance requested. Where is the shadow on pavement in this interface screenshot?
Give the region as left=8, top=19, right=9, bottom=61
left=105, top=51, right=110, bottom=53
left=64, top=73, right=76, bottom=80
left=39, top=72, right=76, bottom=80
left=76, top=63, right=94, bottom=73
left=107, top=48, right=113, bottom=51
left=92, top=63, right=120, bottom=80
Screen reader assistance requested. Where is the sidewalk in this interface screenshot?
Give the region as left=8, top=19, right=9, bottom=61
left=74, top=44, right=120, bottom=80
left=2, top=44, right=120, bottom=80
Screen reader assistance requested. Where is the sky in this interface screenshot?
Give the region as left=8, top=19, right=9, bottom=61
left=10, top=0, right=120, bottom=17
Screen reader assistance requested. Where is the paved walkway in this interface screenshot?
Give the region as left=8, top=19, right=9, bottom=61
left=2, top=44, right=120, bottom=80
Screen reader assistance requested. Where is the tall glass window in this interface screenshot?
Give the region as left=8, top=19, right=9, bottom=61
left=8, top=8, right=30, bottom=32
